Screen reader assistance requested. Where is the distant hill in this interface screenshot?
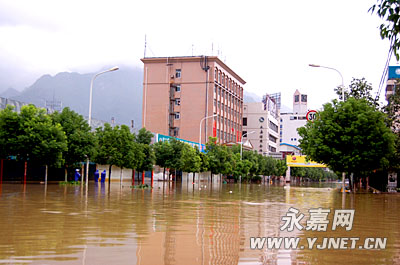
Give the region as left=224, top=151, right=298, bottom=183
left=11, top=67, right=143, bottom=127
left=0, top=87, right=20, bottom=98
left=243, top=91, right=262, bottom=103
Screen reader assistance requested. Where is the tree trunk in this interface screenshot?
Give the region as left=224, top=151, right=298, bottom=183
left=23, top=161, right=28, bottom=184
left=348, top=173, right=353, bottom=192
left=0, top=158, right=4, bottom=184
left=108, top=165, right=112, bottom=189
left=45, top=165, right=48, bottom=184
left=65, top=165, right=68, bottom=182
left=163, top=167, right=165, bottom=181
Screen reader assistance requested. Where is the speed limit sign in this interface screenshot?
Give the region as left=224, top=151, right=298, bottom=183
left=306, top=110, right=318, bottom=122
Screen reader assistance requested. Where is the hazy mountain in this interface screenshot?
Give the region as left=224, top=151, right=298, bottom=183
left=243, top=91, right=262, bottom=103
left=0, top=87, right=20, bottom=98
left=11, top=67, right=143, bottom=127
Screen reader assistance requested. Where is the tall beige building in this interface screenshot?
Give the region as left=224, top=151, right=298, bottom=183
left=141, top=56, right=245, bottom=145
left=242, top=93, right=280, bottom=157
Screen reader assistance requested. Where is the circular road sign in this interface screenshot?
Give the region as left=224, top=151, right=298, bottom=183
left=306, top=110, right=318, bottom=122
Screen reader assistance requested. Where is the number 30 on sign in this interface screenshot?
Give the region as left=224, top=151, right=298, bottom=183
left=306, top=110, right=318, bottom=122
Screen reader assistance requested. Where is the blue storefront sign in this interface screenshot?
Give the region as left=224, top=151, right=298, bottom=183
left=388, top=66, right=400, bottom=79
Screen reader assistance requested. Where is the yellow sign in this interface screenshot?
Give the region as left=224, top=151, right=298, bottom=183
left=286, top=155, right=326, bottom=168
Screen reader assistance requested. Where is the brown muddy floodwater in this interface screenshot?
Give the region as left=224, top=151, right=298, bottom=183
left=0, top=181, right=399, bottom=265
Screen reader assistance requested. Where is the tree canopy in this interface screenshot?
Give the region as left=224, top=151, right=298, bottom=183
left=298, top=98, right=396, bottom=179
left=51, top=107, right=96, bottom=167
left=0, top=105, right=67, bottom=167
left=370, top=0, right=400, bottom=60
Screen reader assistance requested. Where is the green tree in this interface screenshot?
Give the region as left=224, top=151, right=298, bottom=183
left=370, top=0, right=400, bottom=60
left=164, top=138, right=187, bottom=180
left=181, top=144, right=202, bottom=180
left=51, top=107, right=96, bottom=180
left=298, top=98, right=396, bottom=187
left=274, top=159, right=288, bottom=177
left=153, top=140, right=173, bottom=180
left=334, top=78, right=379, bottom=108
left=0, top=105, right=67, bottom=180
left=136, top=127, right=154, bottom=145
left=94, top=124, right=144, bottom=183
left=205, top=137, right=234, bottom=179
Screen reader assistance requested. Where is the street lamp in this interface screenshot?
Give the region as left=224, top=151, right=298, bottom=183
left=86, top=66, right=119, bottom=186
left=309, top=64, right=346, bottom=193
left=88, top=66, right=119, bottom=126
left=240, top=131, right=255, bottom=160
left=199, top=114, right=217, bottom=151
left=308, top=64, right=344, bottom=102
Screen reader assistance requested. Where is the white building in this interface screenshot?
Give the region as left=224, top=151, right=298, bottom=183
left=279, top=89, right=309, bottom=156
left=243, top=93, right=280, bottom=158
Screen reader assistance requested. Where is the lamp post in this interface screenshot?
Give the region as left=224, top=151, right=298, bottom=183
left=309, top=64, right=346, bottom=193
left=239, top=131, right=255, bottom=183
left=240, top=131, right=255, bottom=160
left=86, top=66, right=119, bottom=186
left=199, top=114, right=217, bottom=151
left=308, top=64, right=344, bottom=101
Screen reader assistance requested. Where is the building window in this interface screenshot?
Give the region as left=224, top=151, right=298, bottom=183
left=242, top=131, right=247, bottom=137
left=269, top=134, right=277, bottom=143
left=294, top=95, right=299, bottom=102
left=175, top=85, right=181, bottom=92
left=290, top=116, right=297, bottom=120
left=243, top=117, right=247, bottom=126
left=269, top=121, right=278, bottom=133
left=175, top=99, right=181, bottom=106
left=175, top=112, right=180, bottom=119
left=259, top=135, right=263, bottom=139
left=260, top=140, right=263, bottom=143
left=301, top=94, right=307, bottom=102
left=176, top=69, right=181, bottom=78
left=173, top=128, right=179, bottom=137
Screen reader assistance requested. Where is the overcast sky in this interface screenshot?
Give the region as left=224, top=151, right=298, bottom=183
left=0, top=0, right=397, bottom=110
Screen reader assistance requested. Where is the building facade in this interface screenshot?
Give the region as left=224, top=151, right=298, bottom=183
left=279, top=89, right=308, bottom=156
left=141, top=56, right=245, bottom=144
left=242, top=93, right=280, bottom=157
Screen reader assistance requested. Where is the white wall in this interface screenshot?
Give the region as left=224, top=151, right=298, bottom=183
left=96, top=165, right=133, bottom=182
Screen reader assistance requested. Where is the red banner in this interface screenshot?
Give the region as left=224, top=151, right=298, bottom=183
left=213, top=121, right=216, bottom=137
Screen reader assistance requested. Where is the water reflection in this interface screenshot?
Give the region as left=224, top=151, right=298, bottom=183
left=0, top=182, right=399, bottom=264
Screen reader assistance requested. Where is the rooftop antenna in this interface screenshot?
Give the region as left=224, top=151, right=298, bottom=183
left=144, top=34, right=147, bottom=58
left=211, top=43, right=214, bottom=56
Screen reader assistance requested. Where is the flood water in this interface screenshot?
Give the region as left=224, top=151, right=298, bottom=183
left=0, top=181, right=399, bottom=265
